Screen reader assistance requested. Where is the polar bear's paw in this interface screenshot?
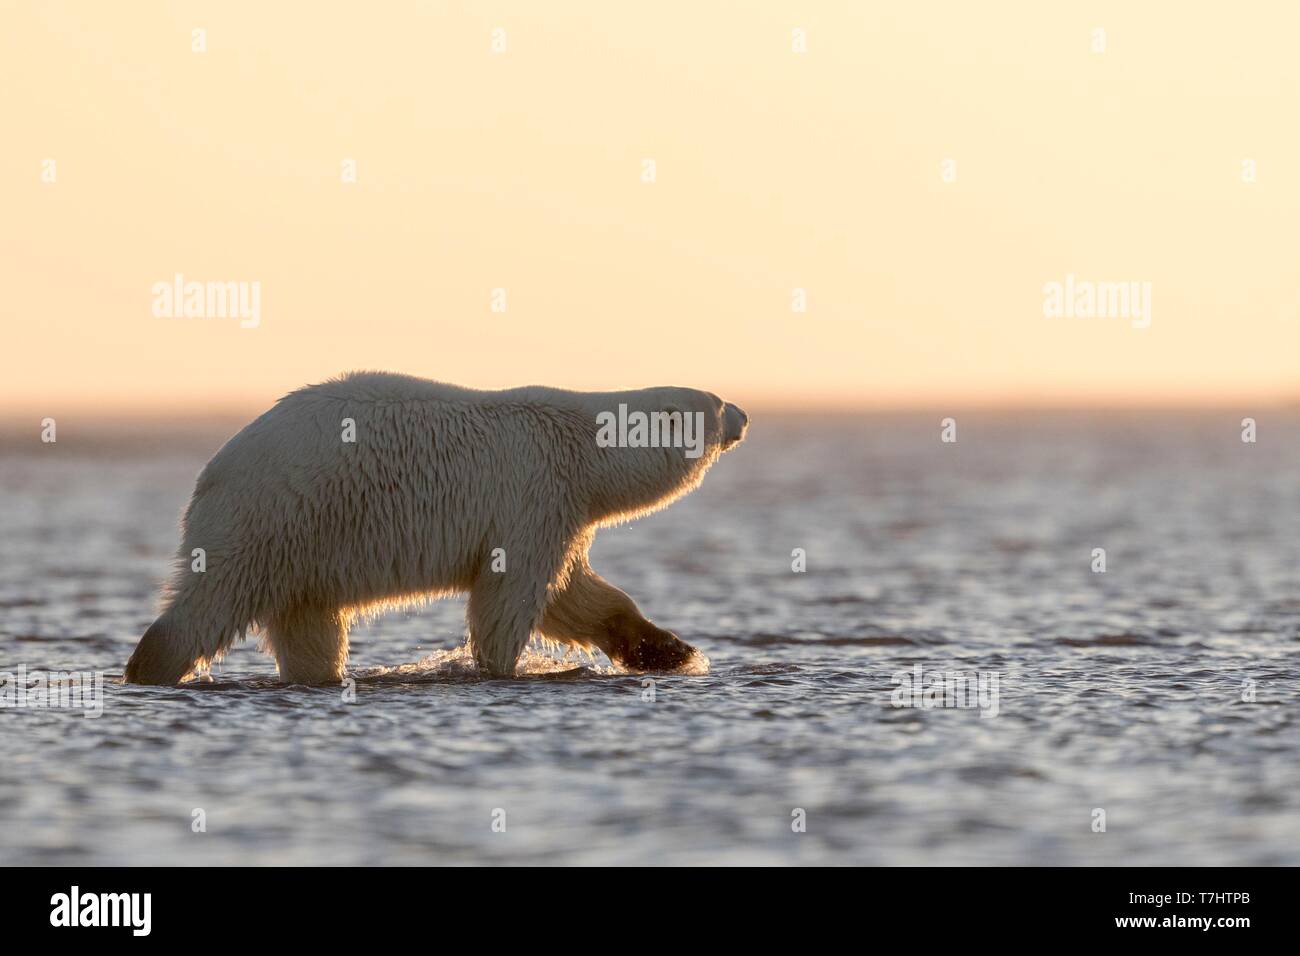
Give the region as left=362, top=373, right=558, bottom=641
left=606, top=619, right=706, bottom=674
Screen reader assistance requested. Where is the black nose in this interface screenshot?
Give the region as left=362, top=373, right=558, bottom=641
left=723, top=402, right=749, bottom=444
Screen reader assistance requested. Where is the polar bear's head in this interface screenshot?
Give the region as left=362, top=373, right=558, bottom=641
left=583, top=386, right=748, bottom=525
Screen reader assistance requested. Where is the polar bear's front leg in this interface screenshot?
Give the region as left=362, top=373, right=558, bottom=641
left=540, top=562, right=697, bottom=672
left=466, top=559, right=552, bottom=678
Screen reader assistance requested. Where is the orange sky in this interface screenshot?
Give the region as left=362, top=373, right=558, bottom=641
left=2, top=1, right=1298, bottom=419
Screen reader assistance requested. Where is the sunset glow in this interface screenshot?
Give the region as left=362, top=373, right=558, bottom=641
left=3, top=2, right=1298, bottom=418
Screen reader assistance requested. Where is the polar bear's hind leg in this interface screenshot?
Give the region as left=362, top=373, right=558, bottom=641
left=265, top=604, right=349, bottom=685
left=124, top=603, right=228, bottom=685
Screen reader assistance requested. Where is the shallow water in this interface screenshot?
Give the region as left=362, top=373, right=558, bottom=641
left=2, top=411, right=1298, bottom=865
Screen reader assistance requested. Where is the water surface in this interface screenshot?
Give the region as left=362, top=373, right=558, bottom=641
left=2, top=412, right=1298, bottom=864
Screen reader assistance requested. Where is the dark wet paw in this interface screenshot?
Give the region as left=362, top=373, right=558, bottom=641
left=613, top=627, right=697, bottom=672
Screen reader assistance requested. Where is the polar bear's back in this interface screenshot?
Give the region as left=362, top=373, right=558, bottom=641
left=298, top=370, right=588, bottom=411
left=181, top=372, right=590, bottom=617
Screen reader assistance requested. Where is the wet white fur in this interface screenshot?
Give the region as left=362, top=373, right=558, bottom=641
left=126, top=371, right=744, bottom=683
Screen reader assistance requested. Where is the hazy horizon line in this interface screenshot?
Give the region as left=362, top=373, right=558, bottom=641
left=3, top=394, right=1298, bottom=427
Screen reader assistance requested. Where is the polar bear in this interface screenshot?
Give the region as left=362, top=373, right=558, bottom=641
left=124, top=371, right=749, bottom=684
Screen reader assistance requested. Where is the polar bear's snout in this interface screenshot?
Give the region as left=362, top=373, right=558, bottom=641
left=723, top=401, right=749, bottom=448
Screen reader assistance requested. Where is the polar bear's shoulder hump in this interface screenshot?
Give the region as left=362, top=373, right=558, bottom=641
left=289, top=371, right=575, bottom=411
